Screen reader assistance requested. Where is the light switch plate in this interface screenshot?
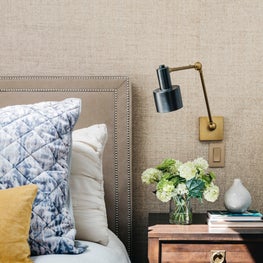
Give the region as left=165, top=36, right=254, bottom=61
left=208, top=142, right=225, bottom=168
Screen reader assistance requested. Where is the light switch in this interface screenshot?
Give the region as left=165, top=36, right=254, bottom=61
left=213, top=147, right=221, bottom=162
left=209, top=142, right=225, bottom=167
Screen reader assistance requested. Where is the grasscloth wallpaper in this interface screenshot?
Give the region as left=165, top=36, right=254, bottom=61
left=0, top=1, right=262, bottom=262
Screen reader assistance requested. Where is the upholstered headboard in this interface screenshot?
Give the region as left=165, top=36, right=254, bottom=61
left=0, top=76, right=132, bottom=255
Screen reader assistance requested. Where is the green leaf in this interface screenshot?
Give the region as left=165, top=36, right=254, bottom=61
left=186, top=178, right=205, bottom=199
left=201, top=172, right=216, bottom=186
left=156, top=159, right=176, bottom=172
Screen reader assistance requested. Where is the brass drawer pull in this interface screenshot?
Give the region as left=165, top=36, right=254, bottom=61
left=210, top=250, right=226, bottom=263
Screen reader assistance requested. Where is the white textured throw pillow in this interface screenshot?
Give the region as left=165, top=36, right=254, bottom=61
left=70, top=124, right=109, bottom=245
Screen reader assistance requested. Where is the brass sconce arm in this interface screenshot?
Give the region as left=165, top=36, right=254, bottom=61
left=168, top=62, right=216, bottom=131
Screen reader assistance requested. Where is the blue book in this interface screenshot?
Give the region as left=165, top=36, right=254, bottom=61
left=207, top=210, right=263, bottom=221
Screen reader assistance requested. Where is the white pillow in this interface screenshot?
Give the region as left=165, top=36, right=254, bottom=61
left=70, top=124, right=109, bottom=245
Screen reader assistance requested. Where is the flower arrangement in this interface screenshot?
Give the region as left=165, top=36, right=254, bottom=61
left=141, top=157, right=219, bottom=224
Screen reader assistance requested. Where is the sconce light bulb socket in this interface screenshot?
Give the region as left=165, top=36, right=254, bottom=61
left=156, top=65, right=172, bottom=90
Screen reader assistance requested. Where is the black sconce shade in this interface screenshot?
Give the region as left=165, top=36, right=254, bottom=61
left=153, top=85, right=183, bottom=113
left=153, top=65, right=183, bottom=113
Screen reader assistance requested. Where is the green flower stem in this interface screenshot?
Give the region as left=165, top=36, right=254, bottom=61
left=169, top=196, right=192, bottom=224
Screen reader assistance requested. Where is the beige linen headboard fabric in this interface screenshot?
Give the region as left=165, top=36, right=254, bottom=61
left=0, top=76, right=132, bottom=255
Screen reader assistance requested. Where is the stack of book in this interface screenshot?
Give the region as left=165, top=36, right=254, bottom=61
left=207, top=210, right=263, bottom=228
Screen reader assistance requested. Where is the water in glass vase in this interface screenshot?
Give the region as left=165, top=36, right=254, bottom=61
left=169, top=196, right=192, bottom=224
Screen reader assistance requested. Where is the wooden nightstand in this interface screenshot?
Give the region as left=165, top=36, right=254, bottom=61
left=148, top=213, right=263, bottom=263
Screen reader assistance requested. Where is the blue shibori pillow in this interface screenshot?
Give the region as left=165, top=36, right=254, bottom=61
left=0, top=98, right=87, bottom=255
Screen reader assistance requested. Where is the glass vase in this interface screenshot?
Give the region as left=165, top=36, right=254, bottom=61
left=169, top=196, right=192, bottom=224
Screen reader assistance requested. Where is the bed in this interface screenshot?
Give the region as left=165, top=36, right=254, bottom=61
left=0, top=76, right=132, bottom=263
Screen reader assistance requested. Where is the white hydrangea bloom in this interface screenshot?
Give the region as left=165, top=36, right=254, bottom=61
left=156, top=190, right=172, bottom=202
left=204, top=183, right=219, bottom=202
left=178, top=161, right=196, bottom=180
left=193, top=157, right=209, bottom=170
left=141, top=168, right=162, bottom=184
left=175, top=183, right=189, bottom=195
left=156, top=182, right=174, bottom=202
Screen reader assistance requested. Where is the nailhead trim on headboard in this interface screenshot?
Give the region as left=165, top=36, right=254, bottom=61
left=0, top=75, right=132, bottom=256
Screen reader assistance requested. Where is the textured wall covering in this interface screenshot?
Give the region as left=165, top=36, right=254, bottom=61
left=0, top=1, right=262, bottom=262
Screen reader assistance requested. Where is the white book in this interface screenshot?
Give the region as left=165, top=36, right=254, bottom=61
left=208, top=219, right=263, bottom=228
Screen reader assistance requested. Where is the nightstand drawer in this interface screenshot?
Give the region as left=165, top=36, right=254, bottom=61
left=161, top=242, right=261, bottom=263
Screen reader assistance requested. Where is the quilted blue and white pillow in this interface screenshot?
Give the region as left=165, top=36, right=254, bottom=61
left=0, top=98, right=86, bottom=255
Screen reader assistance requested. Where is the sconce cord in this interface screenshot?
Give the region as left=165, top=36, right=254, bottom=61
left=169, top=62, right=216, bottom=131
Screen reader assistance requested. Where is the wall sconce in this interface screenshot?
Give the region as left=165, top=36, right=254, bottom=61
left=153, top=62, right=224, bottom=141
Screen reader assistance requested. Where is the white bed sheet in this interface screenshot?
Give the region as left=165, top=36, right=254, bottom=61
left=31, top=230, right=131, bottom=263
